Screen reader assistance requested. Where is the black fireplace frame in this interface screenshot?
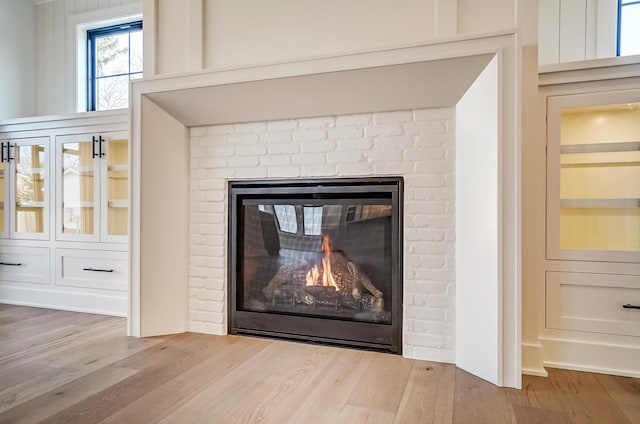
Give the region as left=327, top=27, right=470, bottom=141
left=227, top=177, right=403, bottom=353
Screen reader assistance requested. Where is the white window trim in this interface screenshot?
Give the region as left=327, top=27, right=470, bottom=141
left=67, top=4, right=142, bottom=113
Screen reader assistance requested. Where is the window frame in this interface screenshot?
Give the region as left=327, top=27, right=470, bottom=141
left=86, top=20, right=143, bottom=112
left=617, top=0, right=640, bottom=56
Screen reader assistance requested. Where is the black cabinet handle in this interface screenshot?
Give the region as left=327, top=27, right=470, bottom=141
left=92, top=136, right=98, bottom=158
left=83, top=267, right=114, bottom=273
left=7, top=143, right=14, bottom=162
left=1, top=141, right=5, bottom=163
left=0, top=262, right=22, bottom=266
left=99, top=135, right=105, bottom=158
left=622, top=304, right=640, bottom=310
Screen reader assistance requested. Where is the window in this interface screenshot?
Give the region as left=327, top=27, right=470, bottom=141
left=87, top=21, right=143, bottom=111
left=618, top=0, right=640, bottom=56
left=303, top=207, right=323, bottom=235
left=273, top=205, right=298, bottom=233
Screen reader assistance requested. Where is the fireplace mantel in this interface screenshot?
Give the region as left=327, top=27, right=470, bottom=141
left=128, top=32, right=521, bottom=388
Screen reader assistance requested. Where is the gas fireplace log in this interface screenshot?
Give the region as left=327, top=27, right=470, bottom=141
left=347, top=261, right=383, bottom=299
left=262, top=262, right=308, bottom=300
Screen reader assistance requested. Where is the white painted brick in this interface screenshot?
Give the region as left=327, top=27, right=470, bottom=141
left=190, top=127, right=207, bottom=137
left=207, top=124, right=234, bottom=135
left=268, top=120, right=298, bottom=130
left=373, top=135, right=413, bottom=150
left=335, top=114, right=370, bottom=127
left=236, top=145, right=266, bottom=156
left=293, top=129, right=326, bottom=141
left=189, top=107, right=457, bottom=358
left=237, top=167, right=268, bottom=179
left=260, top=155, right=292, bottom=167
left=405, top=306, right=444, bottom=321
left=336, top=163, right=374, bottom=176
left=404, top=120, right=447, bottom=136
left=229, top=134, right=259, bottom=145
left=204, top=278, right=225, bottom=290
left=327, top=150, right=362, bottom=164
left=364, top=148, right=403, bottom=162
left=299, top=117, right=335, bottom=128
left=404, top=333, right=444, bottom=349
left=301, top=164, right=338, bottom=177
left=374, top=110, right=413, bottom=124
left=405, top=228, right=446, bottom=242
left=206, top=145, right=235, bottom=157
left=412, top=347, right=455, bottom=363
left=300, top=140, right=336, bottom=153
left=260, top=131, right=291, bottom=143
left=365, top=124, right=403, bottom=137
left=328, top=127, right=363, bottom=139
left=291, top=153, right=326, bottom=165
left=373, top=161, right=413, bottom=175
left=267, top=166, right=301, bottom=178
left=404, top=147, right=448, bottom=162
left=228, top=156, right=259, bottom=168
left=234, top=122, right=266, bottom=133
left=268, top=142, right=300, bottom=155
left=192, top=289, right=225, bottom=302
left=336, top=138, right=372, bottom=151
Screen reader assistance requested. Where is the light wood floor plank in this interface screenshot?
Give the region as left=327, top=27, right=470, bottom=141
left=394, top=361, right=455, bottom=424
left=548, top=367, right=632, bottom=424
left=0, top=305, right=639, bottom=424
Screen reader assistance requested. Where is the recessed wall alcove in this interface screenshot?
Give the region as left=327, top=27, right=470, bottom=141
left=128, top=33, right=521, bottom=387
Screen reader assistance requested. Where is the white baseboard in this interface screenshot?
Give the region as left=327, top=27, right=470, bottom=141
left=0, top=284, right=127, bottom=317
left=522, top=342, right=548, bottom=377
left=541, top=336, right=640, bottom=378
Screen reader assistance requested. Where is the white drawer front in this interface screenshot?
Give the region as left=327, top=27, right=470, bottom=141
left=56, top=249, right=127, bottom=291
left=0, top=246, right=50, bottom=284
left=546, top=271, right=640, bottom=337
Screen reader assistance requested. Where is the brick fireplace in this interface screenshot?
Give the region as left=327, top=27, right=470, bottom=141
left=189, top=108, right=456, bottom=361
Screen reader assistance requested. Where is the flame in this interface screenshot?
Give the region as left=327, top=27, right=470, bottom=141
left=305, top=234, right=339, bottom=289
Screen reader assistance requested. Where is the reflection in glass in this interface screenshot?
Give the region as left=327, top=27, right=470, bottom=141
left=106, top=138, right=128, bottom=236
left=15, top=143, right=46, bottom=233
left=62, top=141, right=95, bottom=235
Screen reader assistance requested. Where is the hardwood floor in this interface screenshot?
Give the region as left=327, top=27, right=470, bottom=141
left=1, top=305, right=639, bottom=424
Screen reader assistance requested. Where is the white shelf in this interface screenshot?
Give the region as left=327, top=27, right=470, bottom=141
left=561, top=198, right=640, bottom=209
left=63, top=201, right=95, bottom=208
left=108, top=200, right=128, bottom=208
left=108, top=164, right=128, bottom=172
left=561, top=141, right=640, bottom=155
left=16, top=201, right=45, bottom=208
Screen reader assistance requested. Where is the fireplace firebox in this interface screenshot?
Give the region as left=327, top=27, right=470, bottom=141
left=228, top=177, right=403, bottom=352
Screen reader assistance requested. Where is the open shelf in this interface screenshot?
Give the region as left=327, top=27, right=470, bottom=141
left=561, top=198, right=640, bottom=209
left=561, top=141, right=640, bottom=154
left=108, top=200, right=128, bottom=208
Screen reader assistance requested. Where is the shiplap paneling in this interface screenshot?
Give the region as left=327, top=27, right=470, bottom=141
left=559, top=0, right=587, bottom=63
left=585, top=0, right=598, bottom=60
left=34, top=0, right=141, bottom=116
left=539, top=0, right=560, bottom=66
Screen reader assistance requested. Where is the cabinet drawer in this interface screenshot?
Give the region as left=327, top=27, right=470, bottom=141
left=0, top=246, right=50, bottom=284
left=546, top=271, right=640, bottom=337
left=56, top=249, right=127, bottom=291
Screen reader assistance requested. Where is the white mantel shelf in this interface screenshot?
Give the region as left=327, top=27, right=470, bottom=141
left=128, top=32, right=522, bottom=388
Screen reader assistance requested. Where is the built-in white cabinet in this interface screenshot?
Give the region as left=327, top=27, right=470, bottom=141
left=0, top=112, right=128, bottom=317
left=0, top=137, right=50, bottom=240
left=55, top=132, right=128, bottom=244
left=543, top=87, right=640, bottom=377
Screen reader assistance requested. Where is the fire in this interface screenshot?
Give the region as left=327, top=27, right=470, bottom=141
left=305, top=234, right=339, bottom=289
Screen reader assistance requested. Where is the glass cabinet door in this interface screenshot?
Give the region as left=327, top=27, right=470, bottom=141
left=548, top=91, right=640, bottom=262
left=102, top=134, right=128, bottom=239
left=59, top=137, right=100, bottom=240
left=0, top=150, right=6, bottom=237
left=12, top=138, right=49, bottom=239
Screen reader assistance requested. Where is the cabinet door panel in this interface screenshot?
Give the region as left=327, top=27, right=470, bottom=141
left=56, top=135, right=100, bottom=242
left=102, top=133, right=128, bottom=242
left=10, top=137, right=49, bottom=240
left=0, top=148, right=6, bottom=237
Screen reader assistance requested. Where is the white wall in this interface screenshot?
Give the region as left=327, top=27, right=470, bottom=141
left=35, top=0, right=141, bottom=116
left=0, top=0, right=37, bottom=119
left=146, top=0, right=521, bottom=75
left=539, top=0, right=618, bottom=66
